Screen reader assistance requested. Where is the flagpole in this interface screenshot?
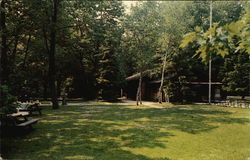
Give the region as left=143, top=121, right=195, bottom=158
left=209, top=1, right=213, bottom=104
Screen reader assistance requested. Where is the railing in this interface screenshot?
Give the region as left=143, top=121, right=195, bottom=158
left=214, top=100, right=250, bottom=109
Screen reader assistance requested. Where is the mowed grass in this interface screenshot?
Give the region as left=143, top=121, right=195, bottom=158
left=1, top=103, right=250, bottom=160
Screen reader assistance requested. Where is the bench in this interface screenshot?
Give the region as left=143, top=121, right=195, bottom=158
left=16, top=118, right=39, bottom=128
left=1, top=113, right=39, bottom=129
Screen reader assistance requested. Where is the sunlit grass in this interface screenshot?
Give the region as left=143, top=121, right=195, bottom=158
left=1, top=103, right=250, bottom=160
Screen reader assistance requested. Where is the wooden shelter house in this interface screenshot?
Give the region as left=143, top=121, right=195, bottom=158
left=123, top=72, right=224, bottom=102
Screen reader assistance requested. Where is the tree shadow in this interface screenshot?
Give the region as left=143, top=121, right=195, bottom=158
left=1, top=104, right=250, bottom=160
left=88, top=104, right=249, bottom=134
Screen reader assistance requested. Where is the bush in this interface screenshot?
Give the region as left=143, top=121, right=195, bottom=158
left=0, top=85, right=17, bottom=114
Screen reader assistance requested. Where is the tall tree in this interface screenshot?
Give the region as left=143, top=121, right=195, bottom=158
left=219, top=8, right=250, bottom=98
left=0, top=0, right=8, bottom=84
left=220, top=52, right=250, bottom=99
left=123, top=2, right=163, bottom=105
left=94, top=1, right=124, bottom=101
left=48, top=0, right=60, bottom=109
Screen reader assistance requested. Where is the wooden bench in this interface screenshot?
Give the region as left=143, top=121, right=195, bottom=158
left=1, top=113, right=39, bottom=129
left=16, top=118, right=39, bottom=128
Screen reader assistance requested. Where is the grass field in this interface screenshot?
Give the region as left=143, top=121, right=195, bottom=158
left=1, top=103, right=250, bottom=160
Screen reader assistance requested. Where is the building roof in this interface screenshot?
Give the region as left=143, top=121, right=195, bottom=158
left=149, top=80, right=223, bottom=85
left=125, top=71, right=150, bottom=81
left=126, top=73, right=223, bottom=85
left=184, top=82, right=223, bottom=85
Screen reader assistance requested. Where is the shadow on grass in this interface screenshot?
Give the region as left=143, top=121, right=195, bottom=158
left=1, top=104, right=250, bottom=160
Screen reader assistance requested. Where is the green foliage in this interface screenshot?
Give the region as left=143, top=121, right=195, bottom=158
left=220, top=52, right=250, bottom=97
left=0, top=85, right=17, bottom=114
left=181, top=23, right=231, bottom=63
left=122, top=1, right=164, bottom=72
left=232, top=10, right=250, bottom=55
left=1, top=0, right=248, bottom=103
left=163, top=51, right=206, bottom=103
left=220, top=11, right=250, bottom=97
left=164, top=1, right=246, bottom=102
left=181, top=3, right=249, bottom=61
left=180, top=5, right=250, bottom=98
left=1, top=0, right=124, bottom=101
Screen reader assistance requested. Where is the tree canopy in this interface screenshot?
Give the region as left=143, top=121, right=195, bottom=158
left=1, top=1, right=249, bottom=106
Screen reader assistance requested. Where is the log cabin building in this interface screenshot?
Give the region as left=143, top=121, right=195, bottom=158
left=123, top=72, right=224, bottom=102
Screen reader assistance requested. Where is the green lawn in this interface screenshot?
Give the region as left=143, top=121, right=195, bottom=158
left=2, top=103, right=250, bottom=160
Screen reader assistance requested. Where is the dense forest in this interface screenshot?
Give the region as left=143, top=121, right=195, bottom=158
left=0, top=1, right=250, bottom=108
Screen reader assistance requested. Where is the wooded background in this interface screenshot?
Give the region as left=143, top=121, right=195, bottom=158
left=1, top=1, right=249, bottom=108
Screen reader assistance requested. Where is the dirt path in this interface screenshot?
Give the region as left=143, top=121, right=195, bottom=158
left=121, top=100, right=165, bottom=108
left=41, top=100, right=165, bottom=109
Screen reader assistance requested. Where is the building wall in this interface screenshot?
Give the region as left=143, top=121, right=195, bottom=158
left=125, top=79, right=223, bottom=102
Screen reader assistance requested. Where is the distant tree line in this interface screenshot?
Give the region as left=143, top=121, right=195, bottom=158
left=0, top=1, right=249, bottom=107
left=0, top=0, right=124, bottom=108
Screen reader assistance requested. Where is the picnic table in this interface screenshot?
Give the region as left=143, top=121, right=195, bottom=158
left=8, top=111, right=29, bottom=118
left=17, top=103, right=30, bottom=110
left=17, top=102, right=42, bottom=116
left=1, top=111, right=39, bottom=129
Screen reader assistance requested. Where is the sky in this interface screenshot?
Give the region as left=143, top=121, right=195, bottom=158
left=122, top=1, right=138, bottom=13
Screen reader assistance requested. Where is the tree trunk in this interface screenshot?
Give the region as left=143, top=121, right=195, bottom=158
left=163, top=88, right=169, bottom=103
left=136, top=72, right=142, bottom=106
left=57, top=79, right=62, bottom=98
left=62, top=96, right=67, bottom=105
left=177, top=77, right=184, bottom=104
left=62, top=89, right=67, bottom=105
left=12, top=35, right=19, bottom=58
left=48, top=0, right=59, bottom=109
left=158, top=51, right=167, bottom=103
left=139, top=83, right=142, bottom=104
left=23, top=34, right=31, bottom=67
left=0, top=0, right=8, bottom=84
left=43, top=25, right=50, bottom=54
left=43, top=75, right=48, bottom=100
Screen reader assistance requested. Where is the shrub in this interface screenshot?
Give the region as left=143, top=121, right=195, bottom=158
left=0, top=85, right=17, bottom=114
